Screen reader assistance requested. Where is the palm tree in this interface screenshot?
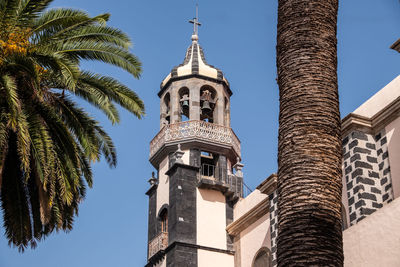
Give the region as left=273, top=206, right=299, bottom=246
left=276, top=0, right=343, bottom=266
left=0, top=0, right=144, bottom=251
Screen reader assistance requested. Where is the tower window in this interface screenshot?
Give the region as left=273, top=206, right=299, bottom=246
left=200, top=151, right=219, bottom=179
left=160, top=210, right=168, bottom=233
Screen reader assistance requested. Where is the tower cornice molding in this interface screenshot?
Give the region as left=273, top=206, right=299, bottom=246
left=159, top=73, right=232, bottom=98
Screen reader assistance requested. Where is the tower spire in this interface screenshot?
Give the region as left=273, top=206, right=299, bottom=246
left=189, top=4, right=201, bottom=41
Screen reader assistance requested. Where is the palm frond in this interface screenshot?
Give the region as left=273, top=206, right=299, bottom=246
left=0, top=0, right=21, bottom=29
left=1, top=74, right=20, bottom=130
left=56, top=25, right=132, bottom=49
left=0, top=134, right=33, bottom=252
left=16, top=0, right=52, bottom=24
left=39, top=40, right=141, bottom=78
left=79, top=71, right=145, bottom=118
left=32, top=8, right=107, bottom=33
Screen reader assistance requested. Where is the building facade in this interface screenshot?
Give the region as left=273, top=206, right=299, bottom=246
left=145, top=29, right=400, bottom=267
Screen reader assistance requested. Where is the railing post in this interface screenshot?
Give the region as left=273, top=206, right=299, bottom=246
left=233, top=159, right=244, bottom=197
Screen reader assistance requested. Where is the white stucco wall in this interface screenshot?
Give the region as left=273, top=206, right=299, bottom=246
left=353, top=75, right=400, bottom=118
left=234, top=189, right=267, bottom=220
left=156, top=157, right=169, bottom=215
left=343, top=197, right=400, bottom=267
left=182, top=149, right=190, bottom=165
left=196, top=188, right=227, bottom=250
left=198, top=249, right=234, bottom=267
left=157, top=257, right=166, bottom=267
left=385, top=116, right=400, bottom=199
left=239, top=214, right=270, bottom=267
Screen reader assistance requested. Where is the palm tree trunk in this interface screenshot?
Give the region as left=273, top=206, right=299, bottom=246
left=276, top=0, right=343, bottom=266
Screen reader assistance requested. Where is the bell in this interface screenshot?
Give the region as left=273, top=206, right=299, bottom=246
left=181, top=99, right=189, bottom=110
left=165, top=111, right=170, bottom=122
left=201, top=100, right=212, bottom=114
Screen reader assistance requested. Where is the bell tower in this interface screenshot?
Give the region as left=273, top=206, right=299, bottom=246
left=146, top=14, right=243, bottom=267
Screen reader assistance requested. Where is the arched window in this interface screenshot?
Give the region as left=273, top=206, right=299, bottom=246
left=252, top=247, right=272, bottom=267
left=160, top=209, right=168, bottom=233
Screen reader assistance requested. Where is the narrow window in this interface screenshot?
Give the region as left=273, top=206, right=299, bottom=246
left=160, top=210, right=168, bottom=233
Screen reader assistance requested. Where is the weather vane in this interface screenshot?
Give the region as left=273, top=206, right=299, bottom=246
left=189, top=4, right=201, bottom=36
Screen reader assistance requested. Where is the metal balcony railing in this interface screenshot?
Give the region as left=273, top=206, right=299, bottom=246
left=149, top=120, right=241, bottom=158
left=148, top=232, right=168, bottom=259
left=199, top=164, right=252, bottom=198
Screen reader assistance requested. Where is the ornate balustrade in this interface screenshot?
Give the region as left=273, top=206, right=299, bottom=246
left=150, top=120, right=241, bottom=159
left=197, top=163, right=246, bottom=198
left=148, top=232, right=168, bottom=259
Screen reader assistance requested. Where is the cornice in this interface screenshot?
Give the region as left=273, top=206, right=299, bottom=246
left=226, top=197, right=269, bottom=236
left=342, top=96, right=400, bottom=136
left=256, top=174, right=277, bottom=195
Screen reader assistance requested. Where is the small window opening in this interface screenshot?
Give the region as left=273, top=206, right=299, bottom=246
left=200, top=151, right=219, bottom=179
left=160, top=210, right=168, bottom=233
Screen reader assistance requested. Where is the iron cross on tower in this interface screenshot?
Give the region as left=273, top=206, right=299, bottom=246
left=189, top=5, right=201, bottom=36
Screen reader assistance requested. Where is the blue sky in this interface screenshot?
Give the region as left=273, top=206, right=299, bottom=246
left=1, top=1, right=400, bottom=266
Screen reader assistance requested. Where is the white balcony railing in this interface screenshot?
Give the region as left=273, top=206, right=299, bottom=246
left=148, top=232, right=168, bottom=259
left=150, top=120, right=241, bottom=158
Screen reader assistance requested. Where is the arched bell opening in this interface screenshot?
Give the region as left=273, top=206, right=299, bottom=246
left=178, top=87, right=190, bottom=122
left=224, top=97, right=230, bottom=127
left=162, top=92, right=171, bottom=126
left=200, top=85, right=217, bottom=123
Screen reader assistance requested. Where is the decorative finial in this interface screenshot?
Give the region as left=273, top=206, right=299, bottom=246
left=174, top=144, right=185, bottom=164
left=233, top=158, right=244, bottom=178
left=148, top=171, right=158, bottom=186
left=189, top=4, right=201, bottom=41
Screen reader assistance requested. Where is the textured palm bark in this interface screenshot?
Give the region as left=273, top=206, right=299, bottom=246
left=276, top=1, right=343, bottom=266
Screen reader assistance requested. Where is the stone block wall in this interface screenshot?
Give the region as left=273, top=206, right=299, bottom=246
left=342, top=130, right=394, bottom=225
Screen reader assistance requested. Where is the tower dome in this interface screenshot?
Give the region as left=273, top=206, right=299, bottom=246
left=159, top=35, right=231, bottom=96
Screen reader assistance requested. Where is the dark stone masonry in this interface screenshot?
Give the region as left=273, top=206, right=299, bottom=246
left=342, top=129, right=394, bottom=225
